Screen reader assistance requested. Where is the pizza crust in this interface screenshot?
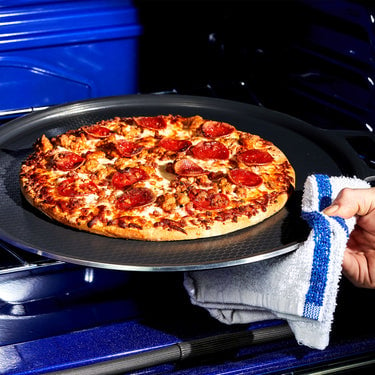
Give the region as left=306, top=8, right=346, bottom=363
left=21, top=181, right=290, bottom=241
left=90, top=193, right=289, bottom=241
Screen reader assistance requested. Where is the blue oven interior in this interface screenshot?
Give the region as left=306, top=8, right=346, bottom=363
left=1, top=0, right=375, bottom=374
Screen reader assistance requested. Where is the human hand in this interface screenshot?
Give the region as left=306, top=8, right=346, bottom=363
left=323, top=187, right=375, bottom=288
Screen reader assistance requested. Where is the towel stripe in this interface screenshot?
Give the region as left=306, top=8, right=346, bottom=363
left=302, top=175, right=332, bottom=320
left=333, top=216, right=349, bottom=236
left=317, top=174, right=332, bottom=211
left=317, top=174, right=349, bottom=235
left=301, top=212, right=330, bottom=319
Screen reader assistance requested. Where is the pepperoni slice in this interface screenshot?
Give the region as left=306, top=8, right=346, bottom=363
left=57, top=178, right=76, bottom=197
left=189, top=190, right=229, bottom=211
left=158, top=138, right=192, bottom=152
left=174, top=159, right=207, bottom=176
left=228, top=169, right=262, bottom=187
left=54, top=151, right=84, bottom=171
left=237, top=149, right=273, bottom=165
left=134, top=116, right=167, bottom=130
left=57, top=177, right=98, bottom=197
left=191, top=141, right=229, bottom=160
left=115, top=140, right=143, bottom=157
left=111, top=168, right=149, bottom=189
left=201, top=121, right=234, bottom=138
left=116, top=187, right=156, bottom=211
left=83, top=124, right=111, bottom=138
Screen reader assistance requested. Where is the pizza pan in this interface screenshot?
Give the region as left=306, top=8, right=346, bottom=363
left=0, top=95, right=374, bottom=271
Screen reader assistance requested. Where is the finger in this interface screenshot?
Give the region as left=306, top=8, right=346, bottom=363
left=341, top=251, right=359, bottom=286
left=342, top=249, right=375, bottom=289
left=341, top=250, right=369, bottom=288
left=342, top=250, right=359, bottom=278
left=323, top=187, right=375, bottom=219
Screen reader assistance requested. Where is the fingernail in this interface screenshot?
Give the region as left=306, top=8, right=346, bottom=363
left=323, top=204, right=339, bottom=215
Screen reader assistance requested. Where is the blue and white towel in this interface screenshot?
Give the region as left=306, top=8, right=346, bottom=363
left=184, top=175, right=370, bottom=350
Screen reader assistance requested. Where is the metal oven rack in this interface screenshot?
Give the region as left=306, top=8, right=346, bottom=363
left=0, top=239, right=62, bottom=275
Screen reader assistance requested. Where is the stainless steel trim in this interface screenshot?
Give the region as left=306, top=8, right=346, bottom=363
left=0, top=106, right=49, bottom=118
left=298, top=357, right=375, bottom=374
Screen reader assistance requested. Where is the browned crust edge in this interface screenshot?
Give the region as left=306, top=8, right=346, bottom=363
left=20, top=179, right=291, bottom=241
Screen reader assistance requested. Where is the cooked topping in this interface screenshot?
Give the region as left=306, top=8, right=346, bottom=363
left=208, top=171, right=225, bottom=181
left=111, top=167, right=149, bottom=189
left=157, top=193, right=177, bottom=212
left=154, top=218, right=187, bottom=234
left=174, top=159, right=207, bottom=177
left=191, top=141, right=230, bottom=160
left=189, top=189, right=230, bottom=210
left=53, top=151, right=84, bottom=171
left=57, top=177, right=98, bottom=197
left=237, top=149, right=273, bottom=165
left=36, top=135, right=53, bottom=153
left=107, top=216, right=143, bottom=230
left=83, top=124, right=111, bottom=138
left=228, top=169, right=262, bottom=187
left=158, top=138, right=192, bottom=152
left=201, top=121, right=234, bottom=138
left=116, top=187, right=156, bottom=210
left=115, top=140, right=144, bottom=157
left=134, top=116, right=167, bottom=130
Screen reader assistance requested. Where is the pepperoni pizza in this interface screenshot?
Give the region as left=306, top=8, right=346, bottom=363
left=19, top=115, right=295, bottom=241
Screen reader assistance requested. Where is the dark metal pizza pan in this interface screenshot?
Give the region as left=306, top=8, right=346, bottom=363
left=0, top=95, right=374, bottom=271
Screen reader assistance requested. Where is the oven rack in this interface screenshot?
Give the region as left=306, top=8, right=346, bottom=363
left=0, top=239, right=63, bottom=275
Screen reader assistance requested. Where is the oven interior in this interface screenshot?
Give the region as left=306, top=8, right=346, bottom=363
left=1, top=0, right=375, bottom=374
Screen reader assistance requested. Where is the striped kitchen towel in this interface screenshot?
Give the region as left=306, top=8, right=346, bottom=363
left=184, top=175, right=370, bottom=350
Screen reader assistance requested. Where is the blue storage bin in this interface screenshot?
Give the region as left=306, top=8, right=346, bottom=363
left=0, top=0, right=142, bottom=112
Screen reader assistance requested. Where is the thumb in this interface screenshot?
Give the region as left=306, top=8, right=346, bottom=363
left=323, top=187, right=375, bottom=219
